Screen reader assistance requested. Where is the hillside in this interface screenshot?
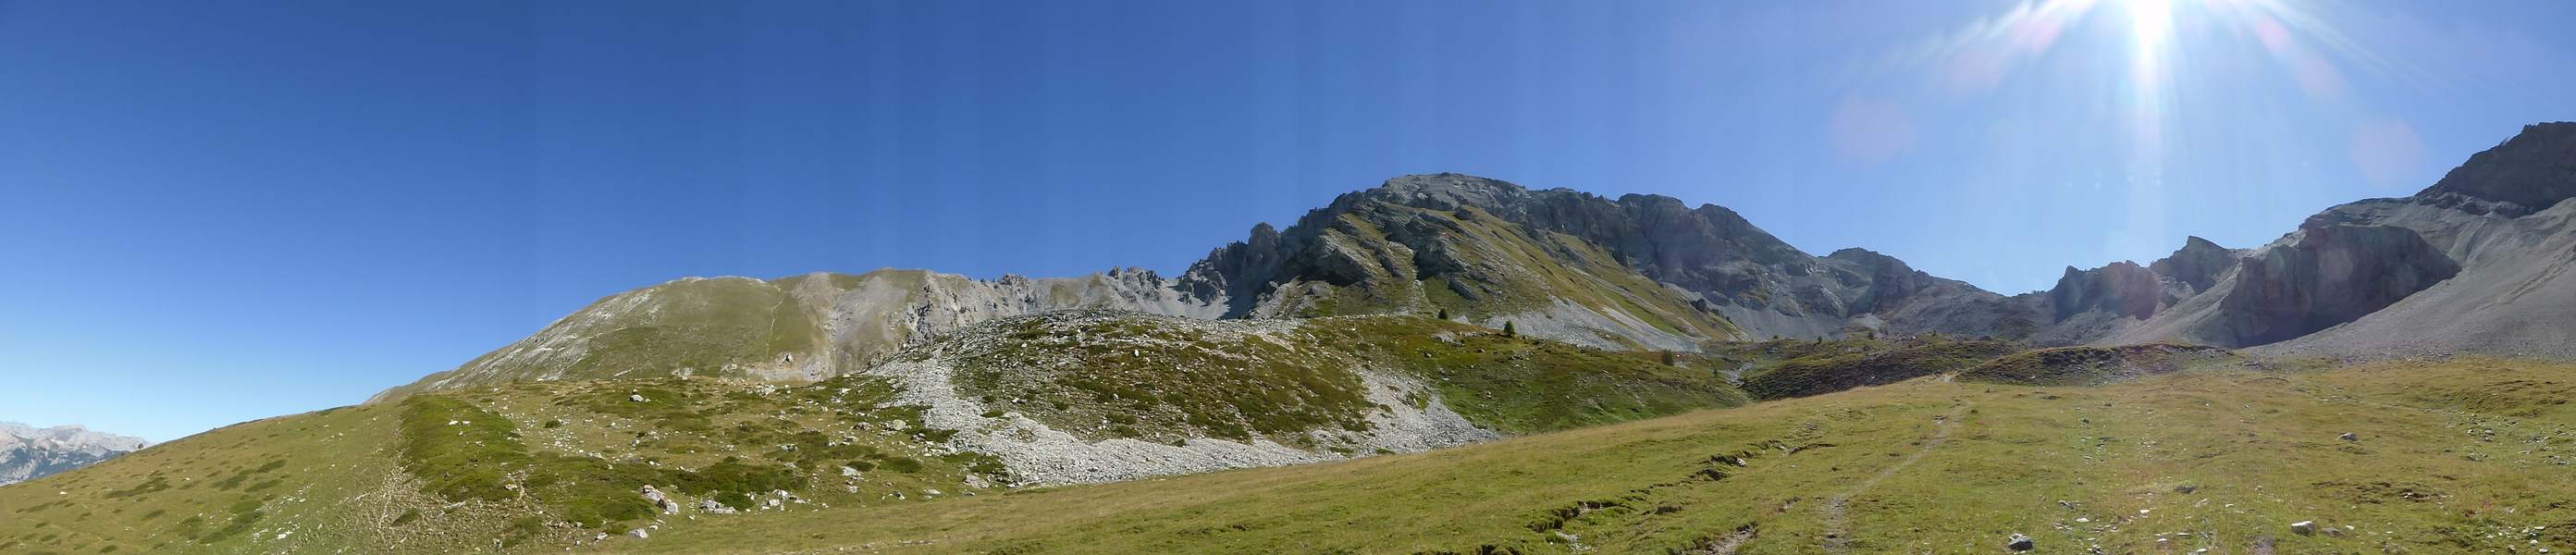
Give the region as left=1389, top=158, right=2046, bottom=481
left=0, top=314, right=1746, bottom=553
left=544, top=360, right=2576, bottom=552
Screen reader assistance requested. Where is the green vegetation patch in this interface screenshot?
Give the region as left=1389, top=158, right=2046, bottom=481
left=1735, top=335, right=2021, bottom=399
left=1313, top=316, right=1749, bottom=434
left=397, top=396, right=532, bottom=501
left=954, top=314, right=1377, bottom=444
left=1959, top=343, right=2238, bottom=386
left=401, top=392, right=815, bottom=531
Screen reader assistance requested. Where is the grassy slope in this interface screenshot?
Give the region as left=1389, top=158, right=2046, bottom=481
left=1958, top=343, right=2241, bottom=387
left=0, top=315, right=1749, bottom=554
left=1288, top=203, right=1740, bottom=345
left=0, top=376, right=999, bottom=554
left=376, top=277, right=827, bottom=401
left=1728, top=335, right=2023, bottom=400
left=943, top=313, right=1746, bottom=446
left=620, top=358, right=2575, bottom=554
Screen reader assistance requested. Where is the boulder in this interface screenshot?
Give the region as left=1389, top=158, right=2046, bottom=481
left=628, top=529, right=648, bottom=539
left=640, top=485, right=678, bottom=514
left=2007, top=533, right=2035, bottom=551
left=2291, top=521, right=2316, bottom=536
left=697, top=499, right=735, bottom=514
left=2339, top=432, right=2359, bottom=442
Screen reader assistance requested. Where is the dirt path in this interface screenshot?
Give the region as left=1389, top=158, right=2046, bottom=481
left=1820, top=398, right=1969, bottom=554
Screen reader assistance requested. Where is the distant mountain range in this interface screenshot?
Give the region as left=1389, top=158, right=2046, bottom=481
left=0, top=423, right=148, bottom=486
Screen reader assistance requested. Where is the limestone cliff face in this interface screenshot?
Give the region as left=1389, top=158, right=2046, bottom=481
left=2048, top=261, right=2167, bottom=322
left=2217, top=224, right=2460, bottom=346
left=2150, top=236, right=2237, bottom=293
left=0, top=423, right=148, bottom=486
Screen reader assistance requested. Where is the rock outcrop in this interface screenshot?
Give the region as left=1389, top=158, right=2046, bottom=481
left=2216, top=224, right=2459, bottom=346
left=0, top=423, right=149, bottom=486
left=2412, top=121, right=2576, bottom=216
left=2149, top=236, right=2237, bottom=293
left=1180, top=173, right=2031, bottom=344
left=2048, top=261, right=2166, bottom=321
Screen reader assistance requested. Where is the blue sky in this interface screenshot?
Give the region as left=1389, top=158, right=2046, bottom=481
left=4, top=0, right=2571, bottom=441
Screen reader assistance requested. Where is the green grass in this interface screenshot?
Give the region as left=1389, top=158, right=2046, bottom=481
left=1273, top=202, right=1741, bottom=342
left=1733, top=335, right=2021, bottom=400
left=953, top=314, right=1380, bottom=445
left=1313, top=315, right=1751, bottom=434
left=0, top=372, right=1005, bottom=552
left=1958, top=343, right=2238, bottom=386
left=376, top=277, right=826, bottom=401
left=613, top=357, right=2576, bottom=554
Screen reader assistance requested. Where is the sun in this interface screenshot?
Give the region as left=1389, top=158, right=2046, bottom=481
left=2123, top=0, right=2177, bottom=90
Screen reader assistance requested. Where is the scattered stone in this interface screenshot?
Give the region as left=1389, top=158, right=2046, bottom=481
left=2007, top=533, right=2035, bottom=551
left=628, top=528, right=648, bottom=539
left=640, top=485, right=679, bottom=514
left=2291, top=521, right=2316, bottom=536
left=630, top=394, right=647, bottom=402
left=698, top=500, right=735, bottom=514
left=839, top=465, right=863, bottom=478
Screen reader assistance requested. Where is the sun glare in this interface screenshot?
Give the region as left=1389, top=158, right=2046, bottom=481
left=2124, top=0, right=2176, bottom=90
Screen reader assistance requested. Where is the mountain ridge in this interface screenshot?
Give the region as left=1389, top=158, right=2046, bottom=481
left=380, top=121, right=2576, bottom=401
left=0, top=422, right=149, bottom=486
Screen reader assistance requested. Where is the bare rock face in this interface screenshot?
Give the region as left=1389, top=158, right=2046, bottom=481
left=1181, top=172, right=2036, bottom=343
left=0, top=423, right=149, bottom=486
left=2413, top=121, right=2576, bottom=216
left=2217, top=224, right=2459, bottom=346
left=1177, top=174, right=1741, bottom=350
left=2150, top=236, right=2237, bottom=293
left=2049, top=261, right=2167, bottom=321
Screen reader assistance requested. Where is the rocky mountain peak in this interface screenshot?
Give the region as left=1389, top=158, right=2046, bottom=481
left=2049, top=260, right=2164, bottom=321
left=2414, top=121, right=2576, bottom=216
left=2150, top=236, right=2237, bottom=292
